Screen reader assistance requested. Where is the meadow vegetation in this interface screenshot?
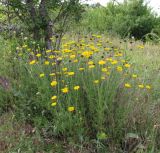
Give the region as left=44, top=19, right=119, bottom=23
left=0, top=0, right=160, bottom=152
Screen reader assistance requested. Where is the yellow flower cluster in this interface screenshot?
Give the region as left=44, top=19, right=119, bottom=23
left=24, top=34, right=152, bottom=113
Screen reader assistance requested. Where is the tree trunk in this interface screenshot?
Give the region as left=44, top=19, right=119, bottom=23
left=26, top=0, right=41, bottom=41
left=39, top=0, right=53, bottom=50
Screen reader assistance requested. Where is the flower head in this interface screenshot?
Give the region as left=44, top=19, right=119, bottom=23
left=39, top=73, right=45, bottom=78
left=74, top=86, right=80, bottom=90
left=138, top=84, right=144, bottom=89
left=146, top=85, right=151, bottom=90
left=124, top=63, right=131, bottom=68
left=98, top=60, right=106, bottom=65
left=51, top=96, right=57, bottom=100
left=29, top=60, right=36, bottom=65
left=44, top=61, right=50, bottom=65
left=68, top=106, right=75, bottom=112
left=61, top=87, right=69, bottom=93
left=51, top=102, right=57, bottom=107
left=132, top=74, right=137, bottom=78
left=125, top=83, right=131, bottom=88
left=51, top=80, right=57, bottom=87
left=68, top=72, right=75, bottom=76
left=94, top=80, right=99, bottom=84
left=117, top=66, right=123, bottom=72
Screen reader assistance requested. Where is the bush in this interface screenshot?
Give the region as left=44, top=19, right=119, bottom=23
left=79, top=0, right=159, bottom=39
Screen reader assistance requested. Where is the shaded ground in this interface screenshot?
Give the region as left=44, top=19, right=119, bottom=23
left=0, top=112, right=93, bottom=153
left=0, top=112, right=45, bottom=153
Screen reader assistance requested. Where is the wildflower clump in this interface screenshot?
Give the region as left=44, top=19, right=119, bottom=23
left=17, top=34, right=153, bottom=142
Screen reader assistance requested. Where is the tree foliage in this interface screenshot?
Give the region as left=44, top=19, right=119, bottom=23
left=81, top=0, right=160, bottom=39
left=0, top=0, right=84, bottom=49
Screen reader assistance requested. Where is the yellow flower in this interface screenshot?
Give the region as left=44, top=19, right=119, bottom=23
left=49, top=55, right=55, bottom=59
left=74, top=86, right=80, bottom=90
left=57, top=57, right=62, bottom=61
left=51, top=80, right=57, bottom=87
left=52, top=62, right=56, bottom=66
left=98, top=60, right=106, bottom=65
left=49, top=73, right=55, bottom=76
left=18, top=53, right=22, bottom=56
left=124, top=63, right=131, bottom=68
left=51, top=96, right=57, bottom=100
left=101, top=76, right=105, bottom=80
left=88, top=61, right=94, bottom=65
left=96, top=35, right=101, bottom=38
left=106, top=58, right=112, bottom=62
left=121, top=60, right=126, bottom=63
left=104, top=48, right=110, bottom=51
left=39, top=73, right=45, bottom=78
left=68, top=106, right=75, bottom=112
left=102, top=68, right=108, bottom=72
left=146, top=85, right=151, bottom=90
left=70, top=54, right=76, bottom=59
left=138, top=45, right=144, bottom=49
left=94, top=80, right=99, bottom=84
left=125, top=83, right=131, bottom=88
left=73, top=59, right=78, bottom=63
left=22, top=44, right=27, bottom=48
left=27, top=48, right=31, bottom=52
left=44, top=61, right=50, bottom=65
left=36, top=53, right=41, bottom=57
left=116, top=66, right=123, bottom=72
left=111, top=60, right=118, bottom=65
left=132, top=74, right=137, bottom=78
left=63, top=49, right=72, bottom=53
left=138, top=84, right=144, bottom=89
left=46, top=50, right=52, bottom=53
left=89, top=65, right=95, bottom=69
left=81, top=51, right=93, bottom=58
left=61, top=87, right=69, bottom=93
left=68, top=72, right=75, bottom=76
left=29, top=60, right=36, bottom=65
left=106, top=71, right=110, bottom=75
left=115, top=53, right=123, bottom=57
left=97, top=43, right=102, bottom=46
left=62, top=68, right=68, bottom=72
left=79, top=68, right=85, bottom=71
left=51, top=102, right=57, bottom=107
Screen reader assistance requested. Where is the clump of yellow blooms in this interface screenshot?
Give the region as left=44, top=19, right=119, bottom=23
left=24, top=34, right=152, bottom=113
